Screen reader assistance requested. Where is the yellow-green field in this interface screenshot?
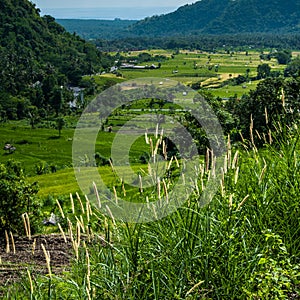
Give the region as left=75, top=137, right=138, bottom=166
left=99, top=49, right=290, bottom=98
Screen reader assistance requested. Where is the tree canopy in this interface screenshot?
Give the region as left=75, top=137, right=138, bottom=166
left=129, top=0, right=300, bottom=37
left=0, top=0, right=113, bottom=120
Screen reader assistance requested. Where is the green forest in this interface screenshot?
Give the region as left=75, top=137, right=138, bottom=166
left=130, top=0, right=300, bottom=36
left=0, top=0, right=113, bottom=121
left=0, top=0, right=300, bottom=299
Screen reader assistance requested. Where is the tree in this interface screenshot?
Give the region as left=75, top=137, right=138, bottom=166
left=0, top=0, right=111, bottom=118
left=28, top=105, right=39, bottom=129
left=50, top=86, right=64, bottom=116
left=284, top=57, right=300, bottom=78
left=274, top=50, right=292, bottom=65
left=283, top=77, right=300, bottom=122
left=233, top=78, right=284, bottom=143
left=0, top=160, right=40, bottom=235
left=56, top=116, right=65, bottom=137
left=257, top=63, right=271, bottom=79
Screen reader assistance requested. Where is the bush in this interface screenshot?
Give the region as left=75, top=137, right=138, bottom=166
left=0, top=160, right=41, bottom=235
left=35, top=161, right=49, bottom=175
left=95, top=152, right=110, bottom=166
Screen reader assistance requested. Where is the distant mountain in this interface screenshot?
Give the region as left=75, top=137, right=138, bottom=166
left=129, top=0, right=300, bottom=36
left=57, top=19, right=137, bottom=40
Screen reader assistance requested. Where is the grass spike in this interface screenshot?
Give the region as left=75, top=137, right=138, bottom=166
left=56, top=199, right=65, bottom=219
left=106, top=205, right=116, bottom=226
left=93, top=182, right=101, bottom=209
left=32, top=238, right=36, bottom=255
left=25, top=213, right=31, bottom=240
left=76, top=192, right=85, bottom=214
left=22, top=213, right=29, bottom=238
left=234, top=166, right=239, bottom=185
left=80, top=215, right=86, bottom=233
left=76, top=221, right=81, bottom=248
left=237, top=195, right=250, bottom=210
left=27, top=269, right=34, bottom=295
left=265, top=106, right=269, bottom=124
left=58, top=223, right=67, bottom=243
left=145, top=130, right=149, bottom=144
left=70, top=193, right=75, bottom=214
left=85, top=195, right=93, bottom=216
left=157, top=177, right=161, bottom=200
left=122, top=180, right=127, bottom=197
left=10, top=232, right=16, bottom=254
left=186, top=280, right=205, bottom=297
left=113, top=186, right=118, bottom=204
left=41, top=244, right=51, bottom=277
left=139, top=174, right=143, bottom=193
left=5, top=230, right=10, bottom=253
left=232, top=150, right=239, bottom=169
left=162, top=178, right=169, bottom=203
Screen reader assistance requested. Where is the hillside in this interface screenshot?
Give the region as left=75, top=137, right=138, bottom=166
left=57, top=19, right=137, bottom=40
left=130, top=0, right=300, bottom=36
left=0, top=0, right=111, bottom=100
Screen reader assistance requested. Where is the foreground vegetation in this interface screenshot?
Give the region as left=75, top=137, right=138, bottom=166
left=1, top=71, right=300, bottom=298
left=1, top=121, right=300, bottom=299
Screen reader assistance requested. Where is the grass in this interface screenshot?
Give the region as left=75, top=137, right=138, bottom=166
left=0, top=118, right=149, bottom=163
left=80, top=49, right=294, bottom=108
left=0, top=118, right=153, bottom=199
left=207, top=80, right=260, bottom=98
left=0, top=49, right=294, bottom=199
left=30, top=162, right=156, bottom=199
left=3, top=122, right=300, bottom=299
left=1, top=48, right=300, bottom=298
left=0, top=116, right=168, bottom=200
left=0, top=121, right=74, bottom=175
left=85, top=49, right=292, bottom=100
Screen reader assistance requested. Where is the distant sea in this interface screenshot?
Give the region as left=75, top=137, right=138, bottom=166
left=38, top=7, right=177, bottom=20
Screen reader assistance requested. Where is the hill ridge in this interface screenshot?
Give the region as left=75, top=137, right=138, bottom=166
left=129, top=0, right=300, bottom=36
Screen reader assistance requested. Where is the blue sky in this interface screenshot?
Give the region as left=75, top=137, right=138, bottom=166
left=31, top=0, right=196, bottom=8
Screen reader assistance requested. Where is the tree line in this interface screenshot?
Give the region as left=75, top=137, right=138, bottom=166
left=95, top=33, right=300, bottom=52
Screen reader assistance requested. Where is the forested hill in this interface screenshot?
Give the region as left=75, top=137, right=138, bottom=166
left=0, top=0, right=111, bottom=98
left=130, top=0, right=300, bottom=36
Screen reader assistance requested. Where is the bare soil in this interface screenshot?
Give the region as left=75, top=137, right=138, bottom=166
left=0, top=234, right=73, bottom=290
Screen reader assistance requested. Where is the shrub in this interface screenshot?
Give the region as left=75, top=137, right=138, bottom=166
left=35, top=161, right=49, bottom=175
left=0, top=160, right=41, bottom=235
left=94, top=152, right=110, bottom=166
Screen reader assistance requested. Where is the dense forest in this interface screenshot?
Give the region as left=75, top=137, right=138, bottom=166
left=130, top=0, right=300, bottom=36
left=56, top=2, right=300, bottom=52
left=0, top=0, right=112, bottom=120
left=59, top=0, right=300, bottom=40
left=59, top=0, right=300, bottom=43
left=95, top=33, right=300, bottom=52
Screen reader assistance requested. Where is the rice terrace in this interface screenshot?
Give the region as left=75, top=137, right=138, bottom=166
left=1, top=0, right=300, bottom=299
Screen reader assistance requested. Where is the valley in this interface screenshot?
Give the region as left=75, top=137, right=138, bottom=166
left=1, top=0, right=300, bottom=298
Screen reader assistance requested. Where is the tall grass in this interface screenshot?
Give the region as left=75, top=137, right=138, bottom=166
left=2, top=123, right=300, bottom=299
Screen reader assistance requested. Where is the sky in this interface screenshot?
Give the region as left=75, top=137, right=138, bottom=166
left=30, top=0, right=197, bottom=19
left=31, top=0, right=196, bottom=9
